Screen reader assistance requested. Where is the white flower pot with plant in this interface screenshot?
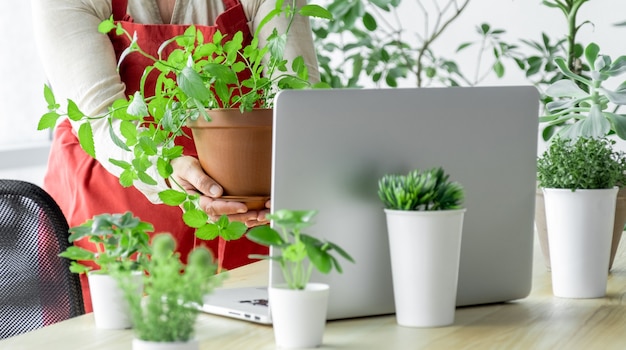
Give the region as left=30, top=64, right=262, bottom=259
left=537, top=42, right=626, bottom=272
left=246, top=209, right=354, bottom=349
left=378, top=167, right=465, bottom=328
left=538, top=137, right=626, bottom=298
left=59, top=212, right=152, bottom=329
left=114, top=233, right=223, bottom=350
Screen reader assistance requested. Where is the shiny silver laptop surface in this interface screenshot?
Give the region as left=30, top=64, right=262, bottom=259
left=201, top=86, right=540, bottom=324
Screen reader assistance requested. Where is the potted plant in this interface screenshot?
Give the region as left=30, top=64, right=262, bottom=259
left=38, top=1, right=333, bottom=262
left=377, top=166, right=465, bottom=327
left=114, top=233, right=222, bottom=350
left=537, top=136, right=626, bottom=298
left=59, top=212, right=152, bottom=329
left=246, top=209, right=354, bottom=349
left=536, top=42, right=626, bottom=271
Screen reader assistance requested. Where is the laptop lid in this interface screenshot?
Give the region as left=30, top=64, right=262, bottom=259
left=269, top=86, right=539, bottom=319
left=201, top=85, right=539, bottom=323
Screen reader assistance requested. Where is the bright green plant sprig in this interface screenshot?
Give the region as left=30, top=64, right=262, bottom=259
left=59, top=212, right=153, bottom=274
left=537, top=136, right=626, bottom=190
left=246, top=209, right=354, bottom=290
left=114, top=233, right=223, bottom=343
left=377, top=167, right=464, bottom=211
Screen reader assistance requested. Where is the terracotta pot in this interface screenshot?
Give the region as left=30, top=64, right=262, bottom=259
left=187, top=109, right=272, bottom=210
left=535, top=186, right=626, bottom=271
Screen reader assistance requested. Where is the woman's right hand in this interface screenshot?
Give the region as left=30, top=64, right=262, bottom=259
left=169, top=156, right=269, bottom=227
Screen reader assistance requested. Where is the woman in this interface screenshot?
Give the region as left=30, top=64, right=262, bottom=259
left=31, top=0, right=320, bottom=311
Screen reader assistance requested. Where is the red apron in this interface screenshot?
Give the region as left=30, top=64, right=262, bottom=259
left=43, top=0, right=267, bottom=313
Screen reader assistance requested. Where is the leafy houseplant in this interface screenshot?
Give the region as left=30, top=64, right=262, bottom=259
left=38, top=1, right=333, bottom=247
left=377, top=167, right=465, bottom=211
left=537, top=136, right=626, bottom=191
left=246, top=209, right=354, bottom=290
left=540, top=42, right=626, bottom=141
left=59, top=212, right=153, bottom=274
left=536, top=42, right=626, bottom=272
left=246, top=209, right=354, bottom=348
left=114, top=233, right=222, bottom=349
left=537, top=136, right=626, bottom=298
left=59, top=212, right=153, bottom=329
left=377, top=166, right=465, bottom=327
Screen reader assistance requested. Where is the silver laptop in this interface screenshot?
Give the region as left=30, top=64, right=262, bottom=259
left=201, top=86, right=540, bottom=324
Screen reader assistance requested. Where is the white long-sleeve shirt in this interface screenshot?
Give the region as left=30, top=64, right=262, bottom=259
left=31, top=0, right=319, bottom=202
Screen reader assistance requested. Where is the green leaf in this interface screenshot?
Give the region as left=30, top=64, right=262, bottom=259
left=362, top=12, right=377, bottom=31
left=78, top=122, right=96, bottom=158
left=246, top=225, right=285, bottom=246
left=158, top=189, right=187, bottom=206
left=38, top=112, right=60, bottom=130
left=221, top=221, right=248, bottom=241
left=195, top=223, right=220, bottom=240
left=108, top=158, right=132, bottom=170
left=119, top=169, right=136, bottom=187
left=97, top=17, right=116, bottom=34
left=67, top=100, right=85, bottom=121
left=299, top=4, right=333, bottom=20
left=178, top=65, right=211, bottom=102
left=43, top=84, right=57, bottom=108
left=183, top=209, right=209, bottom=228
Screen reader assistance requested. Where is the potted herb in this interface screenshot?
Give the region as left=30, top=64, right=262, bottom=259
left=246, top=209, right=354, bottom=349
left=537, top=136, right=626, bottom=298
left=377, top=167, right=465, bottom=327
left=536, top=42, right=626, bottom=272
left=114, top=233, right=222, bottom=350
left=59, top=212, right=152, bottom=329
left=38, top=1, right=333, bottom=242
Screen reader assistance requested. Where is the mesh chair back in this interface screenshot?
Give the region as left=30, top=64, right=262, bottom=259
left=0, top=179, right=84, bottom=339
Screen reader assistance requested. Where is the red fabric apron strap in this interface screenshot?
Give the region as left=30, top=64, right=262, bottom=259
left=112, top=0, right=128, bottom=21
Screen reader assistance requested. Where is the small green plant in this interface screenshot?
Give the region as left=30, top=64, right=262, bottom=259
left=540, top=42, right=626, bottom=141
left=537, top=136, right=626, bottom=190
left=377, top=167, right=464, bottom=211
left=115, top=233, right=223, bottom=343
left=246, top=209, right=354, bottom=290
left=59, top=212, right=153, bottom=274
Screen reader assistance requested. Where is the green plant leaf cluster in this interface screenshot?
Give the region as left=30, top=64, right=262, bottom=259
left=114, top=233, right=223, bottom=342
left=541, top=43, right=626, bottom=140
left=537, top=136, right=626, bottom=190
left=246, top=209, right=354, bottom=290
left=59, top=212, right=153, bottom=274
left=377, top=167, right=464, bottom=211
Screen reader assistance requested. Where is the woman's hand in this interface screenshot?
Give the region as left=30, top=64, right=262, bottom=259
left=170, top=156, right=270, bottom=227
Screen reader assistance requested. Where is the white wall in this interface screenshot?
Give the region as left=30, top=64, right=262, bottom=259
left=0, top=1, right=49, bottom=185
left=387, top=0, right=626, bottom=87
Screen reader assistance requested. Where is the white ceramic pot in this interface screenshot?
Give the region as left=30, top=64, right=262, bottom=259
left=269, top=283, right=329, bottom=349
left=384, top=208, right=465, bottom=327
left=543, top=187, right=617, bottom=298
left=132, top=338, right=199, bottom=350
left=88, top=271, right=143, bottom=329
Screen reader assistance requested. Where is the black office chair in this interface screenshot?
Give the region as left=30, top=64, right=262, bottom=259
left=0, top=179, right=84, bottom=339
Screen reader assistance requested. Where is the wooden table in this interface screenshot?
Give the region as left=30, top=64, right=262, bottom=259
left=2, top=235, right=626, bottom=350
